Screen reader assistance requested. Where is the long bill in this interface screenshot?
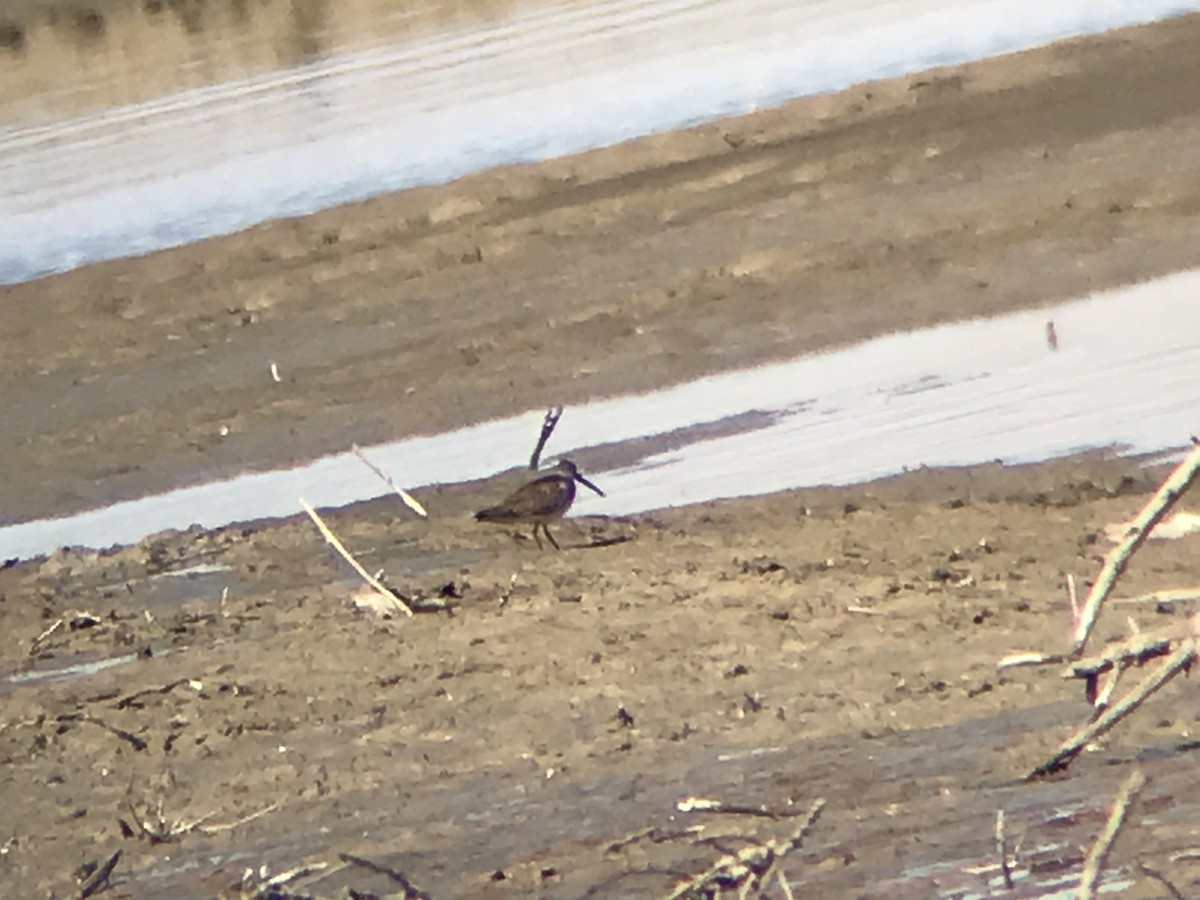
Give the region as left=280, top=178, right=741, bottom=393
left=574, top=473, right=605, bottom=497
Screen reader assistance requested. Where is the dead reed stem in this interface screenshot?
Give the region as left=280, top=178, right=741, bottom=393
left=1078, top=769, right=1146, bottom=900
left=1030, top=641, right=1197, bottom=778
left=663, top=798, right=825, bottom=899
left=529, top=406, right=563, bottom=470
left=1071, top=444, right=1200, bottom=656
left=299, top=498, right=413, bottom=617
left=351, top=444, right=428, bottom=518
left=1111, top=587, right=1200, bottom=607
left=995, top=809, right=1014, bottom=890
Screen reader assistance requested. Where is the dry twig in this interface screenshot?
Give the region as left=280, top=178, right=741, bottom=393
left=1001, top=449, right=1200, bottom=772
left=1112, top=587, right=1200, bottom=607
left=1071, top=445, right=1200, bottom=656
left=1078, top=769, right=1146, bottom=900
left=193, top=802, right=279, bottom=836
left=124, top=796, right=173, bottom=844
left=123, top=791, right=278, bottom=845
left=663, top=798, right=825, bottom=899
left=1067, top=612, right=1200, bottom=712
left=997, top=649, right=1064, bottom=670
left=57, top=713, right=147, bottom=752
left=846, top=605, right=885, bottom=616
left=115, top=679, right=192, bottom=710
left=530, top=406, right=563, bottom=470
left=300, top=498, right=413, bottom=617
left=1030, top=642, right=1197, bottom=779
left=79, top=850, right=121, bottom=899
left=351, top=444, right=428, bottom=518
left=79, top=849, right=122, bottom=897
left=339, top=853, right=432, bottom=899
left=239, top=861, right=328, bottom=897
left=1138, top=862, right=1187, bottom=900
left=607, top=826, right=703, bottom=854
left=995, top=809, right=1014, bottom=890
left=1091, top=665, right=1123, bottom=711
left=29, top=617, right=63, bottom=655
left=675, top=796, right=810, bottom=819
left=1066, top=622, right=1187, bottom=681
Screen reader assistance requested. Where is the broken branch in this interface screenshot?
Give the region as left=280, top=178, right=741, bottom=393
left=997, top=650, right=1064, bottom=670
left=1030, top=641, right=1197, bottom=778
left=80, top=850, right=121, bottom=898
left=1078, top=769, right=1146, bottom=900
left=57, top=714, right=147, bottom=752
left=530, top=406, right=563, bottom=470
left=1112, top=587, right=1200, bottom=607
left=663, top=797, right=825, bottom=899
left=300, top=498, right=413, bottom=617
left=29, top=617, right=63, bottom=655
left=996, top=809, right=1014, bottom=890
left=338, top=853, right=432, bottom=899
left=351, top=445, right=428, bottom=518
left=1071, top=444, right=1200, bottom=656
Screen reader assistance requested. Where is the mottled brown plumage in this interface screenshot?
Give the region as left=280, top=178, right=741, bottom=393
left=475, top=459, right=604, bottom=550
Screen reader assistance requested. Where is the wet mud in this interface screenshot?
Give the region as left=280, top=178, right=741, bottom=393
left=3, top=456, right=1200, bottom=896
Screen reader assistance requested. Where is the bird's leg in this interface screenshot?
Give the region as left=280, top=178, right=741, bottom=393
left=532, top=525, right=543, bottom=550
left=543, top=524, right=561, bottom=551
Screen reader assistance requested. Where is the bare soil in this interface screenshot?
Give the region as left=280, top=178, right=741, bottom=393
left=3, top=11, right=1200, bottom=899
left=3, top=456, right=1200, bottom=897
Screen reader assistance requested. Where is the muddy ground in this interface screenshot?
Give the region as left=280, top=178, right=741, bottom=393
left=3, top=455, right=1200, bottom=897
left=3, top=10, right=1200, bottom=899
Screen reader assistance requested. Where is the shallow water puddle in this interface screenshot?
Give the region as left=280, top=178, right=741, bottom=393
left=3, top=0, right=1198, bottom=283
left=4, top=652, right=142, bottom=688
left=2, top=271, right=1199, bottom=561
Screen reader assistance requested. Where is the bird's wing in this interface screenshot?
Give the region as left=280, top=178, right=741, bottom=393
left=504, top=475, right=571, bottom=518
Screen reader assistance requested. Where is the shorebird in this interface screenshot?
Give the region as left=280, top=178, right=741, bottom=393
left=475, top=459, right=604, bottom=550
